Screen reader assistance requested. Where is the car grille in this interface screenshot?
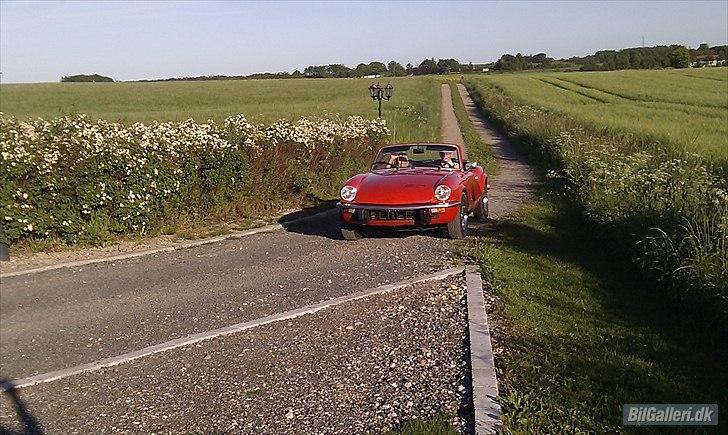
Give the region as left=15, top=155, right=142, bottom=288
left=368, top=210, right=416, bottom=221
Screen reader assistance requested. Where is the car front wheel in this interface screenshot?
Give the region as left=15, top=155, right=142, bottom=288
left=447, top=195, right=469, bottom=239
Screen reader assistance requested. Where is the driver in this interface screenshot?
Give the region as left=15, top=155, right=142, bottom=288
left=388, top=153, right=410, bottom=168
left=439, top=150, right=459, bottom=169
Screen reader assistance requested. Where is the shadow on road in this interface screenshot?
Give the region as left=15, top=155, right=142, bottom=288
left=279, top=204, right=492, bottom=241
left=0, top=380, right=43, bottom=435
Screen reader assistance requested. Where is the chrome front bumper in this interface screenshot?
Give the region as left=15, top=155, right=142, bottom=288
left=336, top=201, right=461, bottom=211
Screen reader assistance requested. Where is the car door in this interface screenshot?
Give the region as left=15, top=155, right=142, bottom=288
left=462, top=166, right=483, bottom=210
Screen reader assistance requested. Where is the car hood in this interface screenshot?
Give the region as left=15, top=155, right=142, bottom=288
left=354, top=169, right=452, bottom=205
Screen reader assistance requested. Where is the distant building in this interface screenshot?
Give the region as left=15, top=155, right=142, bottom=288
left=361, top=74, right=382, bottom=79
left=482, top=68, right=490, bottom=72
left=692, top=55, right=721, bottom=67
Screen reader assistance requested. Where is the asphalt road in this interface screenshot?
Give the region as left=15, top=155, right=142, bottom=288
left=0, top=213, right=457, bottom=381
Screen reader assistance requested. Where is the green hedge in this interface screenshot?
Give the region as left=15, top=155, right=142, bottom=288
left=1, top=114, right=387, bottom=246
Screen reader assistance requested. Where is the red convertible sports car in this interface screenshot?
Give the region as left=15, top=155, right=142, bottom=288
left=337, top=143, right=488, bottom=240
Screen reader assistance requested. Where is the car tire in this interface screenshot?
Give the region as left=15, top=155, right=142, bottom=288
left=447, top=194, right=468, bottom=239
left=474, top=190, right=489, bottom=222
left=341, top=224, right=363, bottom=241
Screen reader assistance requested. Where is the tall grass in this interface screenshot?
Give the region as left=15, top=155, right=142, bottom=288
left=465, top=78, right=728, bottom=323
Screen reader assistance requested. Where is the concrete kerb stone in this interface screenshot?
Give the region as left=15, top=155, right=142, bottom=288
left=465, top=264, right=501, bottom=434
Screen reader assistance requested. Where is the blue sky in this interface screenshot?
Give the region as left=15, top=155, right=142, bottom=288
left=1, top=0, right=726, bottom=83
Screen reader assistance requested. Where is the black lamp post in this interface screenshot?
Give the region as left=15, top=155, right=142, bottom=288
left=368, top=82, right=393, bottom=118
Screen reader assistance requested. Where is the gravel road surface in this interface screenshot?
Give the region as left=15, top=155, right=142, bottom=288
left=1, top=276, right=470, bottom=434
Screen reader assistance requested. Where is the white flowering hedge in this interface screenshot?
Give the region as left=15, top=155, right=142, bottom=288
left=0, top=113, right=387, bottom=246
left=466, top=82, right=728, bottom=319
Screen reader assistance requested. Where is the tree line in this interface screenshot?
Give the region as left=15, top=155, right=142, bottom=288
left=301, top=59, right=469, bottom=78
left=494, top=43, right=728, bottom=71
left=61, top=74, right=114, bottom=82
left=66, top=42, right=727, bottom=83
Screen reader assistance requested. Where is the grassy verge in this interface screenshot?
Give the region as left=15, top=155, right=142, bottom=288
left=447, top=82, right=498, bottom=176
left=386, top=413, right=458, bottom=435
left=466, top=187, right=727, bottom=433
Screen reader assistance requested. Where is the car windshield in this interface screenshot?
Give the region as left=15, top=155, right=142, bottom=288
left=371, top=145, right=461, bottom=170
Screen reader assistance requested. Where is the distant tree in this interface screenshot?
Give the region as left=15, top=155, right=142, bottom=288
left=717, top=46, right=728, bottom=62
left=615, top=52, right=630, bottom=69
left=418, top=58, right=438, bottom=75
left=304, top=65, right=326, bottom=78
left=669, top=46, right=691, bottom=68
left=696, top=43, right=712, bottom=56
left=355, top=63, right=373, bottom=76
left=629, top=52, right=644, bottom=69
left=61, top=74, right=113, bottom=82
left=530, top=53, right=547, bottom=63
left=496, top=53, right=527, bottom=71
left=326, top=64, right=353, bottom=78
left=368, top=61, right=387, bottom=75
left=495, top=54, right=514, bottom=70
left=436, top=59, right=447, bottom=74
left=387, top=61, right=406, bottom=76
left=468, top=61, right=474, bottom=71
left=291, top=70, right=303, bottom=78
left=514, top=53, right=526, bottom=70
left=525, top=53, right=554, bottom=68
left=405, top=62, right=414, bottom=75
left=436, top=58, right=461, bottom=73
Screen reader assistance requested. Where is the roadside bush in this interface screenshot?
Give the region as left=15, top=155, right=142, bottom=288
left=0, top=113, right=387, bottom=246
left=464, top=81, right=728, bottom=321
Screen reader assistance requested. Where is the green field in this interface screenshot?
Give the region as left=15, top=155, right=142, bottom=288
left=468, top=68, right=728, bottom=165
left=0, top=76, right=441, bottom=143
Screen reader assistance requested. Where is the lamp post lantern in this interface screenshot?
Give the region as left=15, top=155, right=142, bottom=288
left=368, top=82, right=393, bottom=118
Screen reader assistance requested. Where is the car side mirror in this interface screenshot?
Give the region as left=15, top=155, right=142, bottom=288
left=464, top=161, right=478, bottom=171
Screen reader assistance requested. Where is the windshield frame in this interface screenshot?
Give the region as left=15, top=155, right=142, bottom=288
left=370, top=144, right=462, bottom=172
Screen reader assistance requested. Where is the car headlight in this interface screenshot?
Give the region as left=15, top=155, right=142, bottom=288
left=434, top=185, right=451, bottom=201
left=340, top=185, right=357, bottom=201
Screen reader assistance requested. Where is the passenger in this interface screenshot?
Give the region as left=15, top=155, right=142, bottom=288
left=439, top=150, right=459, bottom=169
